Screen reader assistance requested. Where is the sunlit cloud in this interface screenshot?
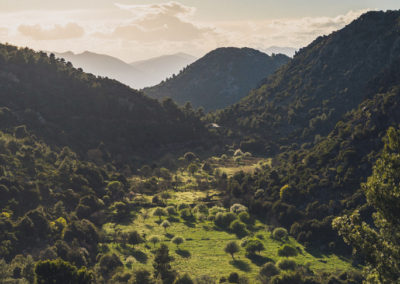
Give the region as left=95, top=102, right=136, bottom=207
left=0, top=1, right=371, bottom=61
left=18, top=22, right=85, bottom=40
left=104, top=2, right=213, bottom=42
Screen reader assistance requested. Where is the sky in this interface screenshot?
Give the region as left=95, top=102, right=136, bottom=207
left=0, top=0, right=398, bottom=62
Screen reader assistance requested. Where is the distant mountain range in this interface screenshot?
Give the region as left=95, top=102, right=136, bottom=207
left=263, top=46, right=298, bottom=57
left=143, top=47, right=291, bottom=111
left=52, top=51, right=197, bottom=89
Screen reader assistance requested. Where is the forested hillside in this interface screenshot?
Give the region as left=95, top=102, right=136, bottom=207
left=211, top=11, right=400, bottom=155
left=0, top=44, right=214, bottom=168
left=144, top=48, right=290, bottom=112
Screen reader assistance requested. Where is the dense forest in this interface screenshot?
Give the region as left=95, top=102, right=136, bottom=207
left=144, top=48, right=290, bottom=112
left=1, top=9, right=400, bottom=284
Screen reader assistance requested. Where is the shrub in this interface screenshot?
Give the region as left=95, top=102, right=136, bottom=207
left=178, top=203, right=190, bottom=211
left=230, top=204, right=248, bottom=214
left=166, top=206, right=177, bottom=215
left=132, top=268, right=152, bottom=284
left=193, top=204, right=209, bottom=215
left=180, top=208, right=193, bottom=221
left=230, top=220, right=248, bottom=237
left=238, top=212, right=251, bottom=224
left=171, top=236, right=185, bottom=248
left=276, top=259, right=296, bottom=271
left=128, top=231, right=144, bottom=246
left=149, top=236, right=160, bottom=248
left=245, top=239, right=264, bottom=255
left=228, top=272, right=239, bottom=283
left=259, top=262, right=280, bottom=278
left=161, top=220, right=171, bottom=232
left=272, top=227, right=288, bottom=241
left=224, top=241, right=240, bottom=260
left=175, top=273, right=194, bottom=284
left=215, top=212, right=237, bottom=228
left=153, top=207, right=167, bottom=220
left=270, top=271, right=303, bottom=284
left=278, top=245, right=298, bottom=257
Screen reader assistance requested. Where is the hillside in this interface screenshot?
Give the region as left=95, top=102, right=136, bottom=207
left=211, top=11, right=400, bottom=155
left=53, top=51, right=196, bottom=89
left=0, top=44, right=213, bottom=168
left=143, top=47, right=290, bottom=112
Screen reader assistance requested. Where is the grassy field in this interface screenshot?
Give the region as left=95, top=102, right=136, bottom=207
left=102, top=190, right=356, bottom=281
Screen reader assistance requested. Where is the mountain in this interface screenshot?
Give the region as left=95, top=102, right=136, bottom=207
left=130, top=52, right=197, bottom=87
left=143, top=47, right=291, bottom=112
left=53, top=51, right=143, bottom=88
left=52, top=51, right=196, bottom=89
left=211, top=10, right=400, bottom=155
left=263, top=46, right=298, bottom=57
left=210, top=10, right=400, bottom=252
left=0, top=44, right=214, bottom=168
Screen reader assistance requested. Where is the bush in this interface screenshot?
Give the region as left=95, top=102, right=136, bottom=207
left=215, top=212, right=237, bottom=228
left=278, top=245, right=298, bottom=257
left=245, top=239, right=264, bottom=255
left=180, top=208, right=193, bottom=221
left=175, top=273, right=194, bottom=284
left=224, top=241, right=240, bottom=260
left=272, top=227, right=288, bottom=241
left=229, top=220, right=248, bottom=237
left=276, top=259, right=296, bottom=271
left=238, top=212, right=251, bottom=224
left=178, top=204, right=190, bottom=211
left=270, top=272, right=303, bottom=284
left=132, top=268, right=152, bottom=284
left=166, top=206, right=177, bottom=215
left=153, top=207, right=167, bottom=220
left=228, top=272, right=239, bottom=283
left=230, top=204, right=248, bottom=214
left=171, top=236, right=185, bottom=248
left=259, top=262, right=280, bottom=278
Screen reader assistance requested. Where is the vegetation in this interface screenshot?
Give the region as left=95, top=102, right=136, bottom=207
left=144, top=47, right=290, bottom=111
left=2, top=9, right=400, bottom=284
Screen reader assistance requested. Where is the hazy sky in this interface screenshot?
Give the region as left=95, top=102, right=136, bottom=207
left=0, top=0, right=398, bottom=61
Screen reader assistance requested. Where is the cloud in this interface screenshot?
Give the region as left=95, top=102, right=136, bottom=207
left=18, top=22, right=84, bottom=40
left=105, top=1, right=212, bottom=42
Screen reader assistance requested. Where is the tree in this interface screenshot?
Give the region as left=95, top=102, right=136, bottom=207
left=277, top=245, right=298, bottom=257
left=224, top=241, right=240, bottom=260
left=187, top=163, right=198, bottom=175
left=128, top=230, right=145, bottom=247
left=149, top=236, right=160, bottom=248
left=161, top=220, right=171, bottom=232
left=153, top=207, right=167, bottom=221
left=171, top=236, right=184, bottom=248
left=272, top=227, right=288, bottom=241
left=133, top=268, right=153, bottom=284
left=333, top=127, right=400, bottom=283
left=153, top=244, right=176, bottom=284
left=174, top=273, right=194, bottom=284
left=35, top=259, right=92, bottom=284
left=259, top=262, right=279, bottom=278
left=245, top=239, right=265, bottom=255
left=229, top=220, right=248, bottom=237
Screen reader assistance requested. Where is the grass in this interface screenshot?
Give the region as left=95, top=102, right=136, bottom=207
left=102, top=191, right=356, bottom=281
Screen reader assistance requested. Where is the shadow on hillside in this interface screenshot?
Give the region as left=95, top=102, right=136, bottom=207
left=247, top=254, right=273, bottom=266
left=184, top=221, right=196, bottom=228
left=175, top=249, right=191, bottom=258
left=132, top=249, right=148, bottom=264
left=230, top=260, right=251, bottom=272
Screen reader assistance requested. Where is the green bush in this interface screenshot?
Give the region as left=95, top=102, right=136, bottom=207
left=277, top=245, right=298, bottom=257
left=259, top=262, right=280, bottom=278
left=276, top=259, right=296, bottom=271
left=272, top=227, right=288, bottom=241
left=229, top=220, right=248, bottom=237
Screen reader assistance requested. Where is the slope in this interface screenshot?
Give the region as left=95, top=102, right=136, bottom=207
left=0, top=44, right=213, bottom=168
left=211, top=10, right=400, bottom=155
left=143, top=47, right=290, bottom=112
